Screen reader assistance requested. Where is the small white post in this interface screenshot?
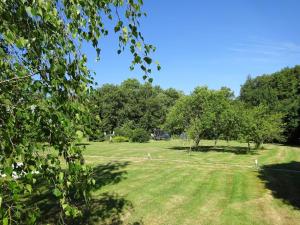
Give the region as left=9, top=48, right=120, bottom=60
left=255, top=159, right=258, bottom=169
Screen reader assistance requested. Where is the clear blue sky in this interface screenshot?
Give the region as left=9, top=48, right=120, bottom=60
left=83, top=0, right=300, bottom=96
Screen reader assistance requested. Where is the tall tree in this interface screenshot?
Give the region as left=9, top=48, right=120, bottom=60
left=88, top=79, right=181, bottom=136
left=240, top=66, right=300, bottom=144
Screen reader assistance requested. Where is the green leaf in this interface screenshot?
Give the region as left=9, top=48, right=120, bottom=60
left=141, top=65, right=146, bottom=71
left=16, top=37, right=28, bottom=48
left=59, top=172, right=64, bottom=181
left=53, top=188, right=62, bottom=197
left=25, top=6, right=32, bottom=16
left=122, top=27, right=128, bottom=34
left=134, top=55, right=141, bottom=63
left=136, top=42, right=142, bottom=50
left=144, top=57, right=152, bottom=65
left=26, top=184, right=32, bottom=193
left=114, top=21, right=123, bottom=33
left=3, top=218, right=8, bottom=225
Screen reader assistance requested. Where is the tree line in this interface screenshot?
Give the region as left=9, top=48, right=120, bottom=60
left=240, top=66, right=300, bottom=144
left=86, top=79, right=182, bottom=141
left=164, top=87, right=283, bottom=149
left=87, top=66, right=300, bottom=147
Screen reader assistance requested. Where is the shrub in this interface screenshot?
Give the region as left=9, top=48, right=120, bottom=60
left=130, top=128, right=150, bottom=143
left=88, top=131, right=105, bottom=142
left=115, top=123, right=135, bottom=138
left=112, top=136, right=129, bottom=143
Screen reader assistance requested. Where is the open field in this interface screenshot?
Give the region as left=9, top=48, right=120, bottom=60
left=82, top=140, right=300, bottom=225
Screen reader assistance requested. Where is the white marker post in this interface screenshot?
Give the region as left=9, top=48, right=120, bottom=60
left=255, top=159, right=258, bottom=169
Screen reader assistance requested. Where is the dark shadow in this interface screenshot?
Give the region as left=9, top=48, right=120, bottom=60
left=79, top=193, right=139, bottom=225
left=75, top=142, right=91, bottom=146
left=258, top=161, right=300, bottom=209
left=92, top=161, right=130, bottom=189
left=274, top=143, right=300, bottom=148
left=23, top=161, right=141, bottom=224
left=168, top=145, right=258, bottom=155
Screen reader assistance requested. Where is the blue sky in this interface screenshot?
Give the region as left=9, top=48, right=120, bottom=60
left=83, top=0, right=300, bottom=96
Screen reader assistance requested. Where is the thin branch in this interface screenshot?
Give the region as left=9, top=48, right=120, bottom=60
left=0, top=73, right=36, bottom=85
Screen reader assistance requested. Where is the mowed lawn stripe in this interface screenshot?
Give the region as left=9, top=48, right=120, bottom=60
left=84, top=140, right=300, bottom=225
left=220, top=171, right=263, bottom=225
left=171, top=170, right=225, bottom=225
left=140, top=167, right=215, bottom=225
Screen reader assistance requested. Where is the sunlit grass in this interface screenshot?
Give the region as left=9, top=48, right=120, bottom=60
left=84, top=140, right=300, bottom=225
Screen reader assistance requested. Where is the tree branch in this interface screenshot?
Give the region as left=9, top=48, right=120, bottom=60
left=0, top=73, right=36, bottom=85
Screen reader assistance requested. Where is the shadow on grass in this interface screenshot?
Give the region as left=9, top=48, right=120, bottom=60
left=92, top=161, right=130, bottom=189
left=274, top=143, right=300, bottom=148
left=258, top=161, right=300, bottom=210
left=168, top=145, right=258, bottom=155
left=75, top=142, right=91, bottom=146
left=26, top=161, right=142, bottom=224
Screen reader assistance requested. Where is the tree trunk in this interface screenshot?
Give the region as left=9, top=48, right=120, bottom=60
left=214, top=139, right=218, bottom=147
left=247, top=142, right=251, bottom=151
left=194, top=135, right=200, bottom=147
left=255, top=142, right=262, bottom=149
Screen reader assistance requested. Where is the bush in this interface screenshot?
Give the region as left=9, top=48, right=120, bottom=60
left=88, top=131, right=105, bottom=142
left=130, top=128, right=150, bottom=143
left=115, top=122, right=135, bottom=138
left=112, top=136, right=129, bottom=143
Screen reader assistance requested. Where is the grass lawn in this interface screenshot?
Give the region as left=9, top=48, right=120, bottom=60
left=82, top=139, right=300, bottom=225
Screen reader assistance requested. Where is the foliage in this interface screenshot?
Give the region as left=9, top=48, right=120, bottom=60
left=115, top=122, right=135, bottom=138
left=87, top=79, right=182, bottom=134
left=240, top=66, right=300, bottom=144
left=114, top=124, right=149, bottom=143
left=165, top=86, right=284, bottom=149
left=239, top=105, right=284, bottom=149
left=166, top=87, right=234, bottom=146
left=112, top=136, right=130, bottom=143
left=220, top=101, right=244, bottom=142
left=163, top=96, right=191, bottom=135
left=130, top=128, right=150, bottom=143
left=0, top=0, right=158, bottom=224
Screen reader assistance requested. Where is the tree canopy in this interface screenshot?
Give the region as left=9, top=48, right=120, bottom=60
left=87, top=78, right=182, bottom=140
left=0, top=0, right=158, bottom=224
left=164, top=86, right=284, bottom=149
left=240, top=66, right=300, bottom=144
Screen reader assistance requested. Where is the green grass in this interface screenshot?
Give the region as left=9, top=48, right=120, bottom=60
left=83, top=140, right=300, bottom=225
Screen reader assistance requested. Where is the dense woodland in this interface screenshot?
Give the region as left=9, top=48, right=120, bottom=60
left=87, top=66, right=300, bottom=147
